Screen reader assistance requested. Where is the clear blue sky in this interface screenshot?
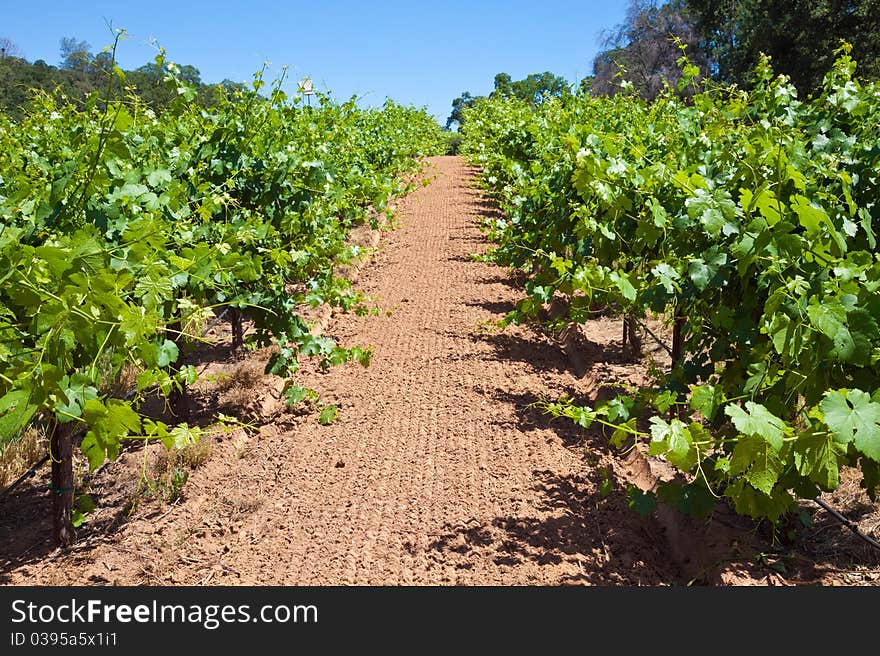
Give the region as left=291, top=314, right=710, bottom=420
left=3, top=0, right=629, bottom=124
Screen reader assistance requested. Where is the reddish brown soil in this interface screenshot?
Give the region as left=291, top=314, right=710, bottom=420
left=1, top=156, right=878, bottom=585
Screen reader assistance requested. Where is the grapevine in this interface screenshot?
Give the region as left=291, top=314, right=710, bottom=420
left=0, top=35, right=444, bottom=544
left=461, top=45, right=880, bottom=522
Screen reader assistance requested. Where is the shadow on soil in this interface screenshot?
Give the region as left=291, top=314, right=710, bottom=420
left=466, top=315, right=875, bottom=584
left=435, top=383, right=814, bottom=585
left=0, top=475, right=134, bottom=584
left=427, top=467, right=681, bottom=584
left=469, top=273, right=523, bottom=290
left=481, top=389, right=584, bottom=447
left=475, top=332, right=574, bottom=376
left=0, top=331, right=252, bottom=584
left=464, top=197, right=505, bottom=219
left=463, top=298, right=516, bottom=316
left=447, top=254, right=481, bottom=265
left=797, top=499, right=880, bottom=574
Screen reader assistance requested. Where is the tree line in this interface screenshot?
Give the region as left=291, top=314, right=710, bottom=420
left=0, top=35, right=245, bottom=118
left=447, top=0, right=880, bottom=129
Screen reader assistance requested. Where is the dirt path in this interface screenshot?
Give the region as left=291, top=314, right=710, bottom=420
left=9, top=156, right=875, bottom=586
left=199, top=154, right=668, bottom=585
left=253, top=155, right=671, bottom=585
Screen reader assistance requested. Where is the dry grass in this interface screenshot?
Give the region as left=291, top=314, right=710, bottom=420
left=142, top=437, right=214, bottom=505
left=0, top=425, right=49, bottom=490
left=151, top=438, right=213, bottom=477
left=103, top=363, right=140, bottom=400
left=181, top=439, right=212, bottom=469
left=183, top=307, right=215, bottom=343
left=214, top=360, right=263, bottom=392
left=212, top=360, right=267, bottom=410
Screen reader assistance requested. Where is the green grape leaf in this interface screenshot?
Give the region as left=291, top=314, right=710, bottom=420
left=102, top=400, right=142, bottom=439
left=599, top=475, right=614, bottom=498
left=610, top=418, right=637, bottom=448
left=0, top=388, right=41, bottom=441
left=71, top=510, right=86, bottom=528
left=729, top=434, right=784, bottom=495
left=76, top=493, right=96, bottom=514
left=754, top=188, right=781, bottom=226
left=820, top=389, right=880, bottom=461
left=688, top=259, right=712, bottom=291
left=626, top=486, right=658, bottom=515
left=791, top=195, right=827, bottom=235
left=690, top=384, right=723, bottom=421
left=657, top=481, right=717, bottom=518
left=167, top=424, right=201, bottom=450
left=146, top=168, right=172, bottom=186
left=284, top=385, right=317, bottom=408
left=687, top=251, right=727, bottom=291
left=725, top=478, right=793, bottom=521
left=651, top=263, right=680, bottom=294
left=653, top=390, right=678, bottom=414
left=156, top=339, right=180, bottom=368
left=351, top=346, right=372, bottom=368
left=606, top=395, right=635, bottom=422
left=318, top=404, right=339, bottom=425
left=80, top=431, right=106, bottom=471
left=648, top=417, right=696, bottom=470
left=725, top=402, right=785, bottom=451
left=55, top=374, right=99, bottom=422
left=609, top=270, right=637, bottom=302
left=82, top=399, right=107, bottom=425
left=792, top=428, right=840, bottom=490
left=35, top=244, right=74, bottom=278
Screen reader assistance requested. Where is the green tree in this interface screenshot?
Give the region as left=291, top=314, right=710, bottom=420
left=0, top=45, right=224, bottom=117
left=446, top=71, right=569, bottom=131
left=491, top=71, right=570, bottom=105
left=686, top=0, right=880, bottom=92
left=578, top=75, right=595, bottom=95
left=0, top=55, right=75, bottom=118
left=445, top=91, right=482, bottom=130
left=493, top=72, right=513, bottom=97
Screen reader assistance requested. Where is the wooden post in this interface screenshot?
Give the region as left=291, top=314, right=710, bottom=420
left=671, top=315, right=685, bottom=370
left=671, top=313, right=686, bottom=420
left=167, top=320, right=189, bottom=421
left=229, top=307, right=244, bottom=356
left=621, top=262, right=641, bottom=358
left=623, top=314, right=641, bottom=359
left=51, top=420, right=74, bottom=547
